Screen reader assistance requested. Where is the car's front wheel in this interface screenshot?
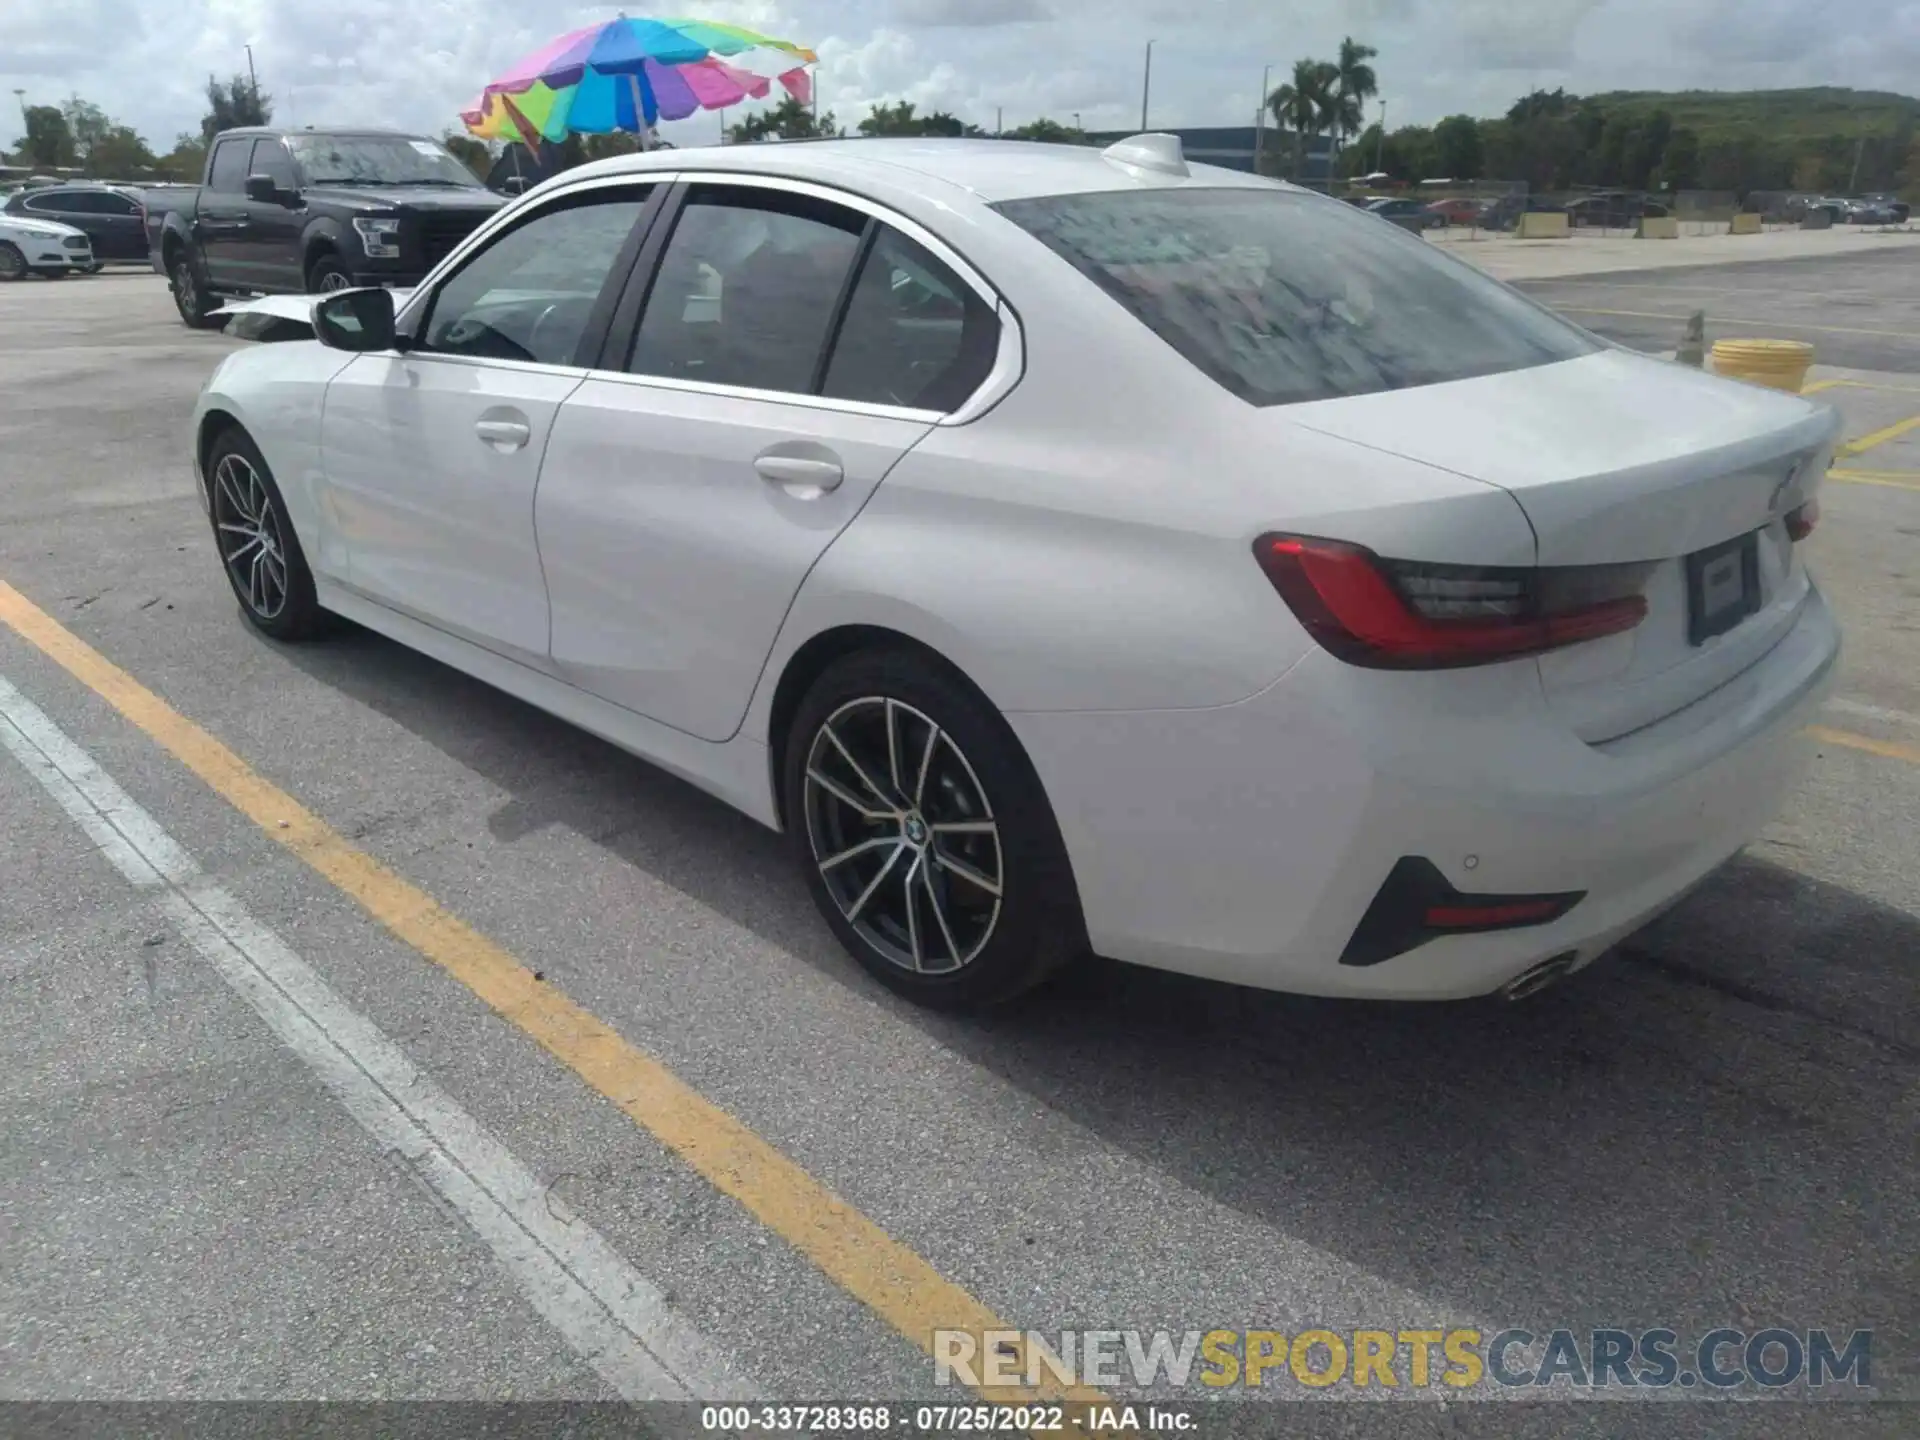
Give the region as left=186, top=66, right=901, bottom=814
left=784, top=648, right=1084, bottom=1009
left=205, top=427, right=328, bottom=641
left=0, top=244, right=27, bottom=282
left=307, top=253, right=353, bottom=293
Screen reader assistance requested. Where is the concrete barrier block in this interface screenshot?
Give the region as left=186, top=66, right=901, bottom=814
left=1637, top=216, right=1681, bottom=239
left=1729, top=213, right=1763, bottom=235
left=1516, top=212, right=1570, bottom=239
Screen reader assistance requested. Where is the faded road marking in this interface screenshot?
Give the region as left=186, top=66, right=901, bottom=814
left=0, top=576, right=1103, bottom=1414
left=1808, top=724, right=1920, bottom=767
left=1555, top=305, right=1920, bottom=341
left=1837, top=413, right=1920, bottom=460
left=1827, top=467, right=1920, bottom=491
left=0, top=671, right=756, bottom=1403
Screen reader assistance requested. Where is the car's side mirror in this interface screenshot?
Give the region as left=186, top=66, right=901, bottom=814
left=243, top=174, right=285, bottom=205
left=313, top=287, right=397, bottom=352
left=497, top=175, right=530, bottom=196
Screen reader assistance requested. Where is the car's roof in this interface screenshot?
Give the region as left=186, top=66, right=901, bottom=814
left=15, top=180, right=138, bottom=192
left=559, top=136, right=1283, bottom=205
left=217, top=127, right=431, bottom=141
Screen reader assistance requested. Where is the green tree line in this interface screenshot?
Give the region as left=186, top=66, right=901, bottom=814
left=4, top=77, right=269, bottom=181
left=1335, top=86, right=1920, bottom=197
left=13, top=66, right=1917, bottom=201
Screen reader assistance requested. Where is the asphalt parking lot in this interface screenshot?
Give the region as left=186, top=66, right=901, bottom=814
left=1517, top=247, right=1920, bottom=372
left=2, top=266, right=1916, bottom=1436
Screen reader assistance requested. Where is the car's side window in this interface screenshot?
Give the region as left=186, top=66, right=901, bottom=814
left=628, top=184, right=865, bottom=396
left=207, top=141, right=250, bottom=194
left=821, top=225, right=999, bottom=412
left=418, top=189, right=650, bottom=368
left=249, top=140, right=297, bottom=192
left=23, top=192, right=65, bottom=214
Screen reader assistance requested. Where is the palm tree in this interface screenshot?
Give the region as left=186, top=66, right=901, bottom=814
left=1330, top=37, right=1379, bottom=158
left=1268, top=58, right=1338, bottom=181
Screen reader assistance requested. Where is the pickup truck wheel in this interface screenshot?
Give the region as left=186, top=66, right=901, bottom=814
left=206, top=428, right=327, bottom=642
left=171, top=254, right=228, bottom=330
left=307, top=254, right=353, bottom=293
left=0, top=244, right=26, bottom=282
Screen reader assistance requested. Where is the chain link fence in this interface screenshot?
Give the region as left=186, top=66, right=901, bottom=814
left=1672, top=190, right=1741, bottom=236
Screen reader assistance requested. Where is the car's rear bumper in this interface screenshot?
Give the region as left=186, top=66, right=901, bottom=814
left=1010, top=584, right=1840, bottom=999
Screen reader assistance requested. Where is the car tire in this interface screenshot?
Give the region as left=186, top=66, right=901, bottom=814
left=205, top=427, right=329, bottom=642
left=0, top=243, right=27, bottom=282
left=83, top=262, right=104, bottom=275
left=307, top=253, right=353, bottom=293
left=783, top=647, right=1085, bottom=1010
left=171, top=252, right=228, bottom=330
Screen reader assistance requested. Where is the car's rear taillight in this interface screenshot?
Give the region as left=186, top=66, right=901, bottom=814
left=1785, top=499, right=1818, bottom=542
left=1253, top=534, right=1651, bottom=670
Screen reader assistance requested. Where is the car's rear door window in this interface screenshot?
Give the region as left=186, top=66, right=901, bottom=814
left=994, top=187, right=1598, bottom=407
left=821, top=226, right=999, bottom=412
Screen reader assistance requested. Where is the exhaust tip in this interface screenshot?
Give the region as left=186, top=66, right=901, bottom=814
left=1500, top=952, right=1578, bottom=1002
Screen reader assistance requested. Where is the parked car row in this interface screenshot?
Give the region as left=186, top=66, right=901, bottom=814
left=0, top=208, right=96, bottom=279
left=1775, top=193, right=1911, bottom=225
left=1338, top=192, right=1573, bottom=232
left=1563, top=190, right=1670, bottom=228
left=3, top=181, right=148, bottom=263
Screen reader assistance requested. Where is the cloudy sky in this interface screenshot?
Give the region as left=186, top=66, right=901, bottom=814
left=3, top=0, right=1910, bottom=155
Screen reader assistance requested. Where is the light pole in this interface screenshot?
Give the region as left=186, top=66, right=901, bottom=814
left=1373, top=100, right=1388, bottom=175
left=1073, top=112, right=1082, bottom=133
left=245, top=45, right=260, bottom=111
left=1254, top=63, right=1272, bottom=172
left=1140, top=40, right=1154, bottom=132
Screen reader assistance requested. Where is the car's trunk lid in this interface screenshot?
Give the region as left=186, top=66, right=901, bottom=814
left=1290, top=349, right=1840, bottom=743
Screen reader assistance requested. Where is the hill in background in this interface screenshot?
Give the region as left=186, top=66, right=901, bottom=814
left=1346, top=85, right=1920, bottom=197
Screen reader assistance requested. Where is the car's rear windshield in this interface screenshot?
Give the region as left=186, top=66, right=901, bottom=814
left=993, top=187, right=1599, bottom=407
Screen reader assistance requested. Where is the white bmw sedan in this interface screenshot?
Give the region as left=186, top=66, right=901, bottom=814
left=190, top=135, right=1840, bottom=1009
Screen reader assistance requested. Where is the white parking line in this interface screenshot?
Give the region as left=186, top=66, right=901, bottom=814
left=0, top=670, right=758, bottom=1403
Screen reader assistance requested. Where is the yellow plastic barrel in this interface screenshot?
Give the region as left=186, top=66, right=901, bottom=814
left=1710, top=338, right=1814, bottom=393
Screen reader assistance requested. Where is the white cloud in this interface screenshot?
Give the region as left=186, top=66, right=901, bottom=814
left=4, top=0, right=1918, bottom=157
left=885, top=0, right=1054, bottom=25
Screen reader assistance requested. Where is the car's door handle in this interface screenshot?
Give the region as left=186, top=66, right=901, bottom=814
left=476, top=418, right=532, bottom=451
left=753, top=454, right=844, bottom=493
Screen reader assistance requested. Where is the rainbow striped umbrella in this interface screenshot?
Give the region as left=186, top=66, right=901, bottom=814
left=462, top=15, right=816, bottom=144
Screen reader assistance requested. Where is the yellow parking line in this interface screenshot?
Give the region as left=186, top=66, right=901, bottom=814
left=1836, top=412, right=1920, bottom=459
left=1828, top=467, right=1920, bottom=490
left=0, top=576, right=1103, bottom=1416
left=1802, top=379, right=1920, bottom=396
left=1808, top=725, right=1920, bottom=767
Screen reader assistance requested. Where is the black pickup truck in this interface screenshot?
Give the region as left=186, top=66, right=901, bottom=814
left=147, top=126, right=509, bottom=329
